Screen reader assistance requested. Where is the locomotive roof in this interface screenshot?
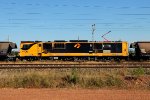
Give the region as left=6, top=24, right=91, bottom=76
left=21, top=40, right=125, bottom=43
left=21, top=41, right=41, bottom=43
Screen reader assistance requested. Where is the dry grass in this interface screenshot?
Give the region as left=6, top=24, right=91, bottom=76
left=0, top=68, right=149, bottom=89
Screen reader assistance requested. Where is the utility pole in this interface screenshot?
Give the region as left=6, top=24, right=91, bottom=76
left=92, top=24, right=96, bottom=42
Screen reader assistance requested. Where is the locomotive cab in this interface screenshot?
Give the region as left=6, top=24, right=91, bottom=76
left=19, top=41, right=42, bottom=60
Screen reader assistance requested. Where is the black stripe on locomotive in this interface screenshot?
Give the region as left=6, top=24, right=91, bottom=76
left=42, top=41, right=122, bottom=54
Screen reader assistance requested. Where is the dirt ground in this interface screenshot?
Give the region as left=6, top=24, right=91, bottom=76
left=0, top=89, right=150, bottom=100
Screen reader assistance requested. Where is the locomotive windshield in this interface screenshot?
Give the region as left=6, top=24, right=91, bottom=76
left=21, top=44, right=34, bottom=50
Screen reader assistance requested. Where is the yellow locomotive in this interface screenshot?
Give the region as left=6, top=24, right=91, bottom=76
left=19, top=40, right=128, bottom=61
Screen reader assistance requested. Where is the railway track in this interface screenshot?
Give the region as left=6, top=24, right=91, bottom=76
left=0, top=63, right=150, bottom=69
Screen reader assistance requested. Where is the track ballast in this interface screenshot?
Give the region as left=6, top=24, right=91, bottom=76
left=0, top=62, right=150, bottom=69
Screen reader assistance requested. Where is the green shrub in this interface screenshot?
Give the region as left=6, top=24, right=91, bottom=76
left=131, top=67, right=145, bottom=77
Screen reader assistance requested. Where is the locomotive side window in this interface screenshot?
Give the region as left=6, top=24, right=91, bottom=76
left=103, top=44, right=111, bottom=50
left=21, top=44, right=34, bottom=50
left=94, top=43, right=102, bottom=50
left=43, top=43, right=52, bottom=50
left=54, top=43, right=65, bottom=49
left=39, top=44, right=41, bottom=47
left=103, top=43, right=122, bottom=53
left=115, top=43, right=122, bottom=53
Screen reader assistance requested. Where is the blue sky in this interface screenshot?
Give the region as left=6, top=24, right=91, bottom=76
left=0, top=0, right=150, bottom=46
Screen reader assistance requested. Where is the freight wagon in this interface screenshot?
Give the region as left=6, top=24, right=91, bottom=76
left=130, top=41, right=150, bottom=60
left=0, top=42, right=17, bottom=60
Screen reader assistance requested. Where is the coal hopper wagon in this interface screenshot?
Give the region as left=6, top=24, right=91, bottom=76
left=130, top=41, right=150, bottom=60
left=0, top=42, right=17, bottom=60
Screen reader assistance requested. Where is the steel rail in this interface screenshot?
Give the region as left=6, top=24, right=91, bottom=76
left=0, top=63, right=150, bottom=69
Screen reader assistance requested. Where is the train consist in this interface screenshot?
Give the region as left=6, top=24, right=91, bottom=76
left=0, top=40, right=150, bottom=61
